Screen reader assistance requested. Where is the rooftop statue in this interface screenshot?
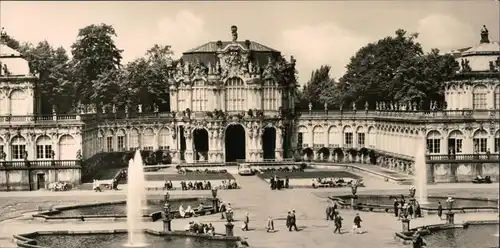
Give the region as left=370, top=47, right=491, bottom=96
left=231, top=25, right=238, bottom=42
left=480, top=25, right=489, bottom=43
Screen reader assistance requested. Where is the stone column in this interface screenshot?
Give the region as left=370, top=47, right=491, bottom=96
left=275, top=128, right=283, bottom=161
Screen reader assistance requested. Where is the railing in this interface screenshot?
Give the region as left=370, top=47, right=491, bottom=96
left=0, top=160, right=81, bottom=168
left=299, top=109, right=500, bottom=120
left=0, top=115, right=83, bottom=124
left=426, top=153, right=500, bottom=163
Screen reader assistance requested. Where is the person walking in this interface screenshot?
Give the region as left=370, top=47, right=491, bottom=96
left=219, top=202, right=227, bottom=219
left=352, top=213, right=362, bottom=234
left=266, top=216, right=275, bottom=232
left=326, top=205, right=333, bottom=220
left=393, top=199, right=399, bottom=217
left=437, top=201, right=443, bottom=220
left=242, top=212, right=250, bottom=231
left=333, top=211, right=343, bottom=234
left=289, top=210, right=298, bottom=231
left=286, top=211, right=291, bottom=229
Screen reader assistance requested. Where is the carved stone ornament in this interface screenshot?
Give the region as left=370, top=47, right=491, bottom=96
left=217, top=44, right=250, bottom=79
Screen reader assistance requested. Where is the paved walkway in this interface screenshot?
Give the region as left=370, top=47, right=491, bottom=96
left=1, top=174, right=498, bottom=248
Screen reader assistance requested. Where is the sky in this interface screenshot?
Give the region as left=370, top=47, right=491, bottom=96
left=1, top=1, right=499, bottom=84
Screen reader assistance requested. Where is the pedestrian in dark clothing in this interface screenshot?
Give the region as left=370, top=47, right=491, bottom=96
left=326, top=205, right=333, bottom=220
left=333, top=212, right=343, bottom=234
left=415, top=203, right=422, bottom=218
left=408, top=204, right=414, bottom=219
left=219, top=202, right=227, bottom=219
left=289, top=210, right=298, bottom=231
left=393, top=199, right=399, bottom=217
left=352, top=213, right=362, bottom=234
left=285, top=176, right=289, bottom=188
left=270, top=177, right=275, bottom=190
left=437, top=201, right=443, bottom=220
left=286, top=211, right=291, bottom=229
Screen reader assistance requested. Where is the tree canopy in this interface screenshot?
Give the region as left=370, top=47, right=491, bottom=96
left=302, top=29, right=459, bottom=110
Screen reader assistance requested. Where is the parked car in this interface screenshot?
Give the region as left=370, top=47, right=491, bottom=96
left=238, top=163, right=254, bottom=176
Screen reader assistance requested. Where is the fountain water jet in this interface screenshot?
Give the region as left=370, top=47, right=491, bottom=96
left=415, top=138, right=429, bottom=204
left=124, top=150, right=148, bottom=247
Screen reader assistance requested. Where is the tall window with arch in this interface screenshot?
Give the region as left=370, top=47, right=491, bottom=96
left=494, top=86, right=499, bottom=110
left=473, top=129, right=488, bottom=153
left=106, top=130, right=114, bottom=152
left=225, top=77, right=245, bottom=111
left=343, top=126, right=353, bottom=148
left=10, top=89, right=27, bottom=115
left=426, top=131, right=441, bottom=154
left=159, top=128, right=170, bottom=150
left=472, top=85, right=488, bottom=110
left=117, top=129, right=126, bottom=151
left=142, top=128, right=155, bottom=151
left=312, top=126, right=324, bottom=148
left=447, top=130, right=463, bottom=155
left=129, top=129, right=140, bottom=151
left=11, top=136, right=27, bottom=160
left=192, top=79, right=208, bottom=111
left=263, top=79, right=278, bottom=111
left=36, top=136, right=53, bottom=159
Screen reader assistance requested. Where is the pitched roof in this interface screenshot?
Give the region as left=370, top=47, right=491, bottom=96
left=184, top=40, right=279, bottom=54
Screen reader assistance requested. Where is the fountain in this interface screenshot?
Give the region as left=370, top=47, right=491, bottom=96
left=125, top=150, right=147, bottom=247
left=415, top=138, right=429, bottom=204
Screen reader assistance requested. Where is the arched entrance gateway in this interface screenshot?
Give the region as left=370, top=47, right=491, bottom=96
left=262, top=127, right=276, bottom=160
left=225, top=124, right=246, bottom=162
left=193, top=128, right=209, bottom=161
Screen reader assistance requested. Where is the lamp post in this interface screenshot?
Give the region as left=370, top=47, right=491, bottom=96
left=351, top=183, right=358, bottom=209
left=211, top=188, right=219, bottom=213
left=445, top=196, right=455, bottom=224
left=163, top=191, right=172, bottom=232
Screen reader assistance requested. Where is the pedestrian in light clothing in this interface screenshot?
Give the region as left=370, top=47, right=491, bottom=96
left=242, top=212, right=249, bottom=231
left=266, top=216, right=275, bottom=232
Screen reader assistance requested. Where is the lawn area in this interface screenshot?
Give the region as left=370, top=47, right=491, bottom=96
left=145, top=173, right=235, bottom=181
left=257, top=170, right=361, bottom=180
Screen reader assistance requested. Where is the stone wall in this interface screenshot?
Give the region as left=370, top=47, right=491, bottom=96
left=0, top=168, right=81, bottom=191
left=431, top=162, right=499, bottom=183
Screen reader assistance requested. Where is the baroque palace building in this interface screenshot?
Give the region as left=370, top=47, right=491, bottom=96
left=0, top=25, right=498, bottom=191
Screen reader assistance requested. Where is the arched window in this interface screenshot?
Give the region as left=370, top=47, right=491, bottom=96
left=0, top=91, right=6, bottom=115
left=0, top=137, right=5, bottom=158
left=159, top=128, right=170, bottom=150
left=367, top=127, right=376, bottom=148
left=36, top=135, right=53, bottom=159
left=473, top=129, right=488, bottom=153
left=106, top=130, right=114, bottom=152
left=225, top=77, right=245, bottom=111
left=117, top=129, right=126, bottom=151
left=356, top=126, right=365, bottom=148
left=142, top=128, right=155, bottom=150
left=448, top=130, right=463, bottom=154
left=98, top=130, right=104, bottom=152
left=312, top=126, right=324, bottom=148
left=192, top=79, right=208, bottom=111
left=328, top=126, right=337, bottom=148
left=297, top=126, right=307, bottom=148
left=494, top=86, right=499, bottom=110
left=10, top=89, right=27, bottom=116
left=263, top=79, right=278, bottom=111
left=472, top=85, right=488, bottom=110
left=58, top=135, right=76, bottom=160
left=343, top=126, right=353, bottom=148
left=426, top=130, right=441, bottom=154
left=11, top=135, right=26, bottom=160
left=129, top=129, right=140, bottom=150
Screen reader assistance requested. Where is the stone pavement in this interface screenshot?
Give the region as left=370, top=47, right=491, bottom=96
left=1, top=174, right=498, bottom=248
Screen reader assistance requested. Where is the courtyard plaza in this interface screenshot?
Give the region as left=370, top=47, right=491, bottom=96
left=0, top=169, right=498, bottom=248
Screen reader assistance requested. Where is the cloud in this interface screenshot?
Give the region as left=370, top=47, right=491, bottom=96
left=278, top=23, right=370, bottom=84
left=416, top=14, right=476, bottom=53
left=152, top=10, right=209, bottom=59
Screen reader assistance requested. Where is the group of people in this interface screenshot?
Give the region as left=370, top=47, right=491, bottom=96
left=270, top=175, right=289, bottom=190
left=178, top=203, right=206, bottom=218
left=326, top=202, right=363, bottom=234
left=179, top=180, right=212, bottom=190
left=185, top=221, right=216, bottom=235
left=92, top=178, right=118, bottom=192
left=393, top=195, right=423, bottom=219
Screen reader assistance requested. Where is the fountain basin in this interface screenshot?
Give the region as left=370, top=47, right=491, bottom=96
left=13, top=229, right=248, bottom=248
left=394, top=220, right=499, bottom=247
left=329, top=195, right=498, bottom=213
left=33, top=198, right=217, bottom=221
